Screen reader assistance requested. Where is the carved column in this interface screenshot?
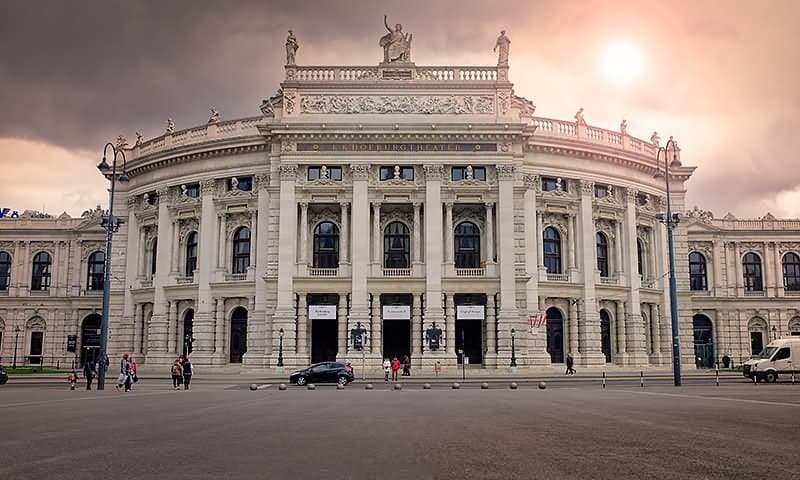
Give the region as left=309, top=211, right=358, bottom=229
left=733, top=242, right=742, bottom=296
left=485, top=202, right=495, bottom=263
left=214, top=298, right=226, bottom=358
left=372, top=202, right=381, bottom=265
left=568, top=299, right=579, bottom=356
left=536, top=212, right=545, bottom=269
left=614, top=220, right=623, bottom=276
left=133, top=303, right=143, bottom=355
left=137, top=227, right=146, bottom=278
left=296, top=293, right=308, bottom=359
left=485, top=293, right=497, bottom=356
left=412, top=293, right=423, bottom=357
left=423, top=165, right=445, bottom=326
left=249, top=208, right=258, bottom=266
left=567, top=213, right=576, bottom=271
left=578, top=180, right=603, bottom=365
left=370, top=293, right=382, bottom=356
left=171, top=219, right=180, bottom=274
left=249, top=172, right=270, bottom=365
left=217, top=213, right=227, bottom=270
left=774, top=242, right=783, bottom=297
left=496, top=164, right=518, bottom=361
left=445, top=293, right=455, bottom=355
left=337, top=297, right=347, bottom=359
left=412, top=202, right=421, bottom=264
left=523, top=174, right=547, bottom=365
left=167, top=301, right=177, bottom=354
left=272, top=164, right=298, bottom=365
left=147, top=186, right=172, bottom=360
left=444, top=202, right=454, bottom=265
left=349, top=165, right=371, bottom=332
left=623, top=188, right=646, bottom=364
left=764, top=241, right=775, bottom=298
left=340, top=202, right=349, bottom=264
left=615, top=300, right=627, bottom=363
left=299, top=203, right=308, bottom=265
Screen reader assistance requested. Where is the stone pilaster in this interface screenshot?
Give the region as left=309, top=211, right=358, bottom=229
left=271, top=164, right=299, bottom=366
left=423, top=165, right=444, bottom=326
left=623, top=188, right=647, bottom=365
left=495, top=164, right=519, bottom=364
left=192, top=179, right=217, bottom=365
left=146, top=186, right=172, bottom=363
left=578, top=180, right=605, bottom=365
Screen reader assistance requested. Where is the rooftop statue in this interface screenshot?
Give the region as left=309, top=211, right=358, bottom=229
left=135, top=131, right=143, bottom=146
left=620, top=119, right=627, bottom=135
left=574, top=108, right=586, bottom=126
left=285, top=30, right=299, bottom=65
left=494, top=30, right=511, bottom=66
left=166, top=118, right=175, bottom=134
left=208, top=107, right=220, bottom=124
left=379, top=15, right=412, bottom=63
left=650, top=131, right=660, bottom=146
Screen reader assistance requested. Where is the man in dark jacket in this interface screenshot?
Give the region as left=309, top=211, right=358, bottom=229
left=181, top=357, right=193, bottom=390
left=83, top=361, right=96, bottom=390
left=565, top=352, right=576, bottom=375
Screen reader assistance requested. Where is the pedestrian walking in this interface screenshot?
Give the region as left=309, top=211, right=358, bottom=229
left=390, top=356, right=400, bottom=382
left=401, top=354, right=411, bottom=377
left=130, top=357, right=138, bottom=385
left=68, top=369, right=78, bottom=390
left=117, top=353, right=133, bottom=392
left=171, top=359, right=183, bottom=390
left=83, top=361, right=96, bottom=390
left=382, top=358, right=391, bottom=382
left=434, top=361, right=442, bottom=377
left=181, top=357, right=193, bottom=390
left=565, top=352, right=576, bottom=375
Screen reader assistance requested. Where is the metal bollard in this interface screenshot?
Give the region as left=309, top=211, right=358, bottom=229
left=640, top=371, right=644, bottom=388
left=792, top=370, right=796, bottom=384
left=602, top=371, right=606, bottom=389
left=715, top=367, right=719, bottom=387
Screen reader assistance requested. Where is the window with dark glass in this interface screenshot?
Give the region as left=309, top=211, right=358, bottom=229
left=543, top=227, right=562, bottom=274
left=782, top=252, right=800, bottom=291
left=384, top=222, right=410, bottom=268
left=146, top=191, right=158, bottom=206
left=0, top=251, right=10, bottom=291
left=596, top=233, right=609, bottom=277
left=743, top=252, right=763, bottom=292
left=228, top=176, right=253, bottom=191
left=541, top=177, right=567, bottom=192
left=451, top=166, right=486, bottom=181
left=313, top=221, right=339, bottom=268
left=454, top=222, right=481, bottom=268
left=184, top=183, right=200, bottom=198
left=232, top=227, right=251, bottom=274
left=689, top=252, right=707, bottom=291
left=380, top=166, right=414, bottom=181
left=594, top=184, right=609, bottom=198
left=150, top=238, right=158, bottom=276
left=31, top=251, right=52, bottom=290
left=87, top=251, right=105, bottom=291
left=637, top=239, right=645, bottom=277
left=185, top=232, right=198, bottom=276
left=308, top=166, right=342, bottom=181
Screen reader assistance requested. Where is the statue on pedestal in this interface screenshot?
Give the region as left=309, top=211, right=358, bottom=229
left=380, top=15, right=412, bottom=63
left=425, top=322, right=443, bottom=351
left=165, top=118, right=175, bottom=134
left=285, top=30, right=299, bottom=65
left=620, top=119, right=627, bottom=135
left=574, top=108, right=586, bottom=126
left=350, top=322, right=367, bottom=351
left=494, top=30, right=511, bottom=66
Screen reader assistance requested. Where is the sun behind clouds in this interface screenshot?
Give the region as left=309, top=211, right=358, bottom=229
left=601, top=41, right=644, bottom=85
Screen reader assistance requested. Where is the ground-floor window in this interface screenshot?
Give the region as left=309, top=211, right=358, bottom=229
left=692, top=314, right=714, bottom=368
left=455, top=294, right=485, bottom=365
left=546, top=307, right=564, bottom=364
left=309, top=293, right=340, bottom=363
left=230, top=307, right=248, bottom=363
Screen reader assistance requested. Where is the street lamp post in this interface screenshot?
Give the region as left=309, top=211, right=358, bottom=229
left=13, top=325, right=21, bottom=369
left=95, top=141, right=129, bottom=390
left=510, top=328, right=517, bottom=368
left=654, top=136, right=683, bottom=387
left=277, top=327, right=284, bottom=368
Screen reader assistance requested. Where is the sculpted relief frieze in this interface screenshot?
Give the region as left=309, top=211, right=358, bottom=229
left=299, top=95, right=495, bottom=115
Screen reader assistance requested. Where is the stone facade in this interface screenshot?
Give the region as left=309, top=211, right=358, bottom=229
left=2, top=54, right=799, bottom=371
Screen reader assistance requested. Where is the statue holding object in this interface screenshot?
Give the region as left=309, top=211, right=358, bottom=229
left=379, top=15, right=412, bottom=63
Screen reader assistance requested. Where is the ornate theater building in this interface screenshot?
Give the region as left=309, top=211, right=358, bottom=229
left=2, top=26, right=799, bottom=370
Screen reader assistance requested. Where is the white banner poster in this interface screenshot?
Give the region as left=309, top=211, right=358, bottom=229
left=308, top=305, right=337, bottom=320
left=382, top=305, right=411, bottom=320
left=457, top=305, right=485, bottom=320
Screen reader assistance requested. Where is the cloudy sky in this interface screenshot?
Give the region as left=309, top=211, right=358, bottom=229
left=1, top=0, right=798, bottom=218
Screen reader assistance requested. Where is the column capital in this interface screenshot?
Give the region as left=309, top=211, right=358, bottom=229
left=495, top=164, right=515, bottom=180
left=156, top=186, right=171, bottom=199
left=412, top=201, right=421, bottom=209
left=484, top=201, right=495, bottom=209
left=625, top=187, right=638, bottom=202
left=200, top=178, right=216, bottom=194
left=254, top=173, right=270, bottom=190
left=579, top=179, right=595, bottom=195
left=350, top=164, right=371, bottom=180
left=423, top=164, right=443, bottom=180
left=445, top=202, right=454, bottom=210
left=372, top=201, right=381, bottom=209
left=339, top=201, right=350, bottom=209
left=279, top=164, right=298, bottom=180
left=523, top=173, right=539, bottom=190
left=127, top=196, right=138, bottom=209
left=299, top=202, right=309, bottom=209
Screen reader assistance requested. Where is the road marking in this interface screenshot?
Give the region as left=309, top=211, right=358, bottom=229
left=257, top=384, right=271, bottom=390
left=0, top=390, right=176, bottom=409
left=626, top=390, right=800, bottom=407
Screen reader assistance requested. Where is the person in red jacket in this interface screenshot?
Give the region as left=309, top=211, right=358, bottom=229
left=390, top=357, right=401, bottom=381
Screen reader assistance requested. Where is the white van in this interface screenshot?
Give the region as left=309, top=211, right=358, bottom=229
left=742, top=338, right=800, bottom=383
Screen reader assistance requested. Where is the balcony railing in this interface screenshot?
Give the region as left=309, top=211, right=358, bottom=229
left=383, top=268, right=412, bottom=277
left=599, top=276, right=619, bottom=285
left=176, top=276, right=195, bottom=284
left=309, top=268, right=338, bottom=277
left=785, top=289, right=800, bottom=296
left=455, top=268, right=485, bottom=278
left=743, top=290, right=764, bottom=296
left=225, top=273, right=248, bottom=281
left=140, top=279, right=153, bottom=288
left=546, top=273, right=569, bottom=282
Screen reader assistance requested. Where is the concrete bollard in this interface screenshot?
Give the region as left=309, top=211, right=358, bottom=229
left=394, top=383, right=403, bottom=390
left=452, top=382, right=460, bottom=389
left=509, top=382, right=518, bottom=390
left=249, top=384, right=258, bottom=391
left=365, top=384, right=374, bottom=390
left=307, top=384, right=316, bottom=390
left=481, top=382, right=489, bottom=389
left=640, top=371, right=644, bottom=388
left=538, top=382, right=547, bottom=390
left=278, top=384, right=287, bottom=391
left=602, top=371, right=606, bottom=389
left=423, top=383, right=432, bottom=390
left=336, top=384, right=345, bottom=390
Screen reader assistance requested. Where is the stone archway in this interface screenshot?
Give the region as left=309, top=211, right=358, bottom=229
left=747, top=317, right=769, bottom=356
left=229, top=307, right=248, bottom=363
left=80, top=314, right=102, bottom=367
left=692, top=314, right=714, bottom=369
left=546, top=307, right=564, bottom=364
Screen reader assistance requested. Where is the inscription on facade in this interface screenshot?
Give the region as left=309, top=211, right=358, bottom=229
left=296, top=142, right=497, bottom=153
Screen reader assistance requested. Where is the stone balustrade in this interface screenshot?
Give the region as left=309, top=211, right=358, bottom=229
left=289, top=65, right=499, bottom=82
left=546, top=273, right=569, bottom=282
left=133, top=116, right=262, bottom=158
left=308, top=267, right=338, bottom=277
left=455, top=267, right=485, bottom=277
left=533, top=116, right=658, bottom=158
left=383, top=268, right=411, bottom=277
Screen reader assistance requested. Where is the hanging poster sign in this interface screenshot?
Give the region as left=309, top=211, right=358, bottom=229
left=456, top=305, right=485, bottom=320
left=382, top=305, right=411, bottom=320
left=308, top=305, right=337, bottom=320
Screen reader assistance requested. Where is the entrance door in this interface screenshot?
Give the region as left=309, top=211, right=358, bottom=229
left=600, top=309, right=612, bottom=363
left=456, top=320, right=483, bottom=365
left=750, top=331, right=764, bottom=356
left=311, top=320, right=338, bottom=363
left=383, top=320, right=410, bottom=360
left=546, top=307, right=564, bottom=363
left=29, top=331, right=44, bottom=364
left=230, top=307, right=248, bottom=363
left=80, top=314, right=101, bottom=367
left=692, top=314, right=714, bottom=369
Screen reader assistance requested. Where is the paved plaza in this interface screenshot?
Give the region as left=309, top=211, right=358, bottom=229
left=1, top=379, right=798, bottom=480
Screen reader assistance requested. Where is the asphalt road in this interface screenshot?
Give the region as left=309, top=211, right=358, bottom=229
left=1, top=381, right=798, bottom=480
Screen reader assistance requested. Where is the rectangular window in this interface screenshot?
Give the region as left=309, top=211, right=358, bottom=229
left=29, top=331, right=43, bottom=364
left=595, top=185, right=609, bottom=198
left=146, top=191, right=158, bottom=206
left=380, top=166, right=414, bottom=181
left=451, top=166, right=485, bottom=181
left=228, top=177, right=252, bottom=191
left=308, top=166, right=342, bottom=181
left=184, top=183, right=200, bottom=198
left=541, top=177, right=566, bottom=192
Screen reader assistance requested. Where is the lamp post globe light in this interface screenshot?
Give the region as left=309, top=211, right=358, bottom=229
left=277, top=327, right=285, bottom=368
left=510, top=327, right=517, bottom=368
left=95, top=141, right=129, bottom=390
left=654, top=136, right=683, bottom=387
left=13, top=325, right=21, bottom=369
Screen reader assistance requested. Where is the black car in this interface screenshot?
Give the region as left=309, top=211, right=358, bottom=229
left=0, top=365, right=8, bottom=385
left=289, top=362, right=354, bottom=386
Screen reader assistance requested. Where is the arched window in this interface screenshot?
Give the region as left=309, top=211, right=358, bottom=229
left=232, top=227, right=251, bottom=274
left=596, top=233, right=609, bottom=278
left=150, top=238, right=158, bottom=277
left=230, top=307, right=248, bottom=363
left=689, top=252, right=708, bottom=291
left=748, top=318, right=768, bottom=355
left=185, top=232, right=198, bottom=277
left=313, top=221, right=339, bottom=268
left=384, top=222, right=410, bottom=268
left=87, top=251, right=105, bottom=291
left=692, top=314, right=714, bottom=369
left=545, top=307, right=564, bottom=363
left=789, top=317, right=800, bottom=337
left=31, top=252, right=52, bottom=291
left=182, top=309, right=194, bottom=356
left=80, top=314, right=101, bottom=367
left=600, top=309, right=612, bottom=363
left=782, top=252, right=800, bottom=292
left=743, top=252, right=763, bottom=292
left=637, top=239, right=645, bottom=278
left=454, top=222, right=481, bottom=268
left=543, top=227, right=561, bottom=274
left=0, top=251, right=11, bottom=291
